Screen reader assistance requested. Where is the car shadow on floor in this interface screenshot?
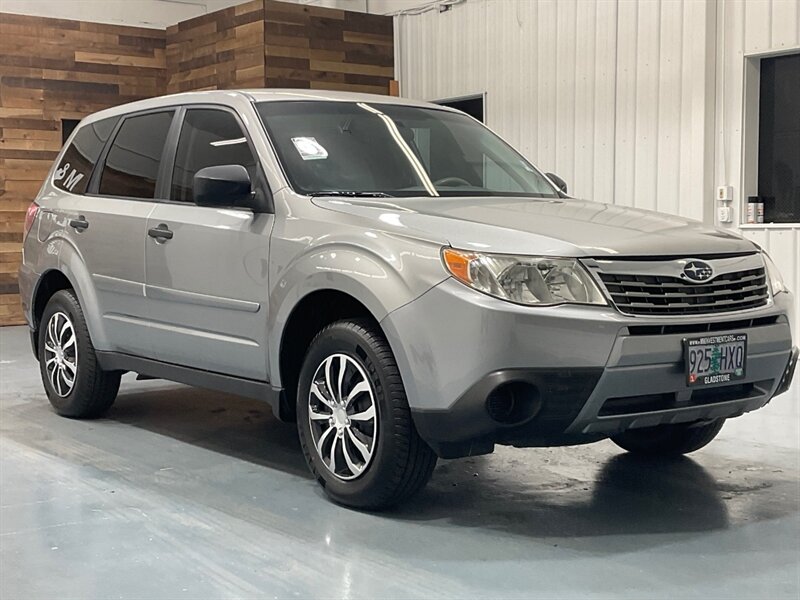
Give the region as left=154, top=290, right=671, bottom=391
left=105, top=381, right=797, bottom=543
left=392, top=453, right=732, bottom=540
left=110, top=381, right=310, bottom=478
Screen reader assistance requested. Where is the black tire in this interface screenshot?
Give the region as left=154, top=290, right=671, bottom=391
left=611, top=419, right=725, bottom=456
left=296, top=319, right=437, bottom=509
left=38, top=289, right=120, bottom=418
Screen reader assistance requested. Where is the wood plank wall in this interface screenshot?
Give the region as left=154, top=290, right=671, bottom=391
left=0, top=13, right=166, bottom=325
left=264, top=0, right=394, bottom=95
left=0, top=0, right=393, bottom=326
left=166, top=0, right=265, bottom=93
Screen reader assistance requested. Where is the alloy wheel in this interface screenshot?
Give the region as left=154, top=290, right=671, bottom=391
left=43, top=311, right=78, bottom=397
left=308, top=353, right=377, bottom=481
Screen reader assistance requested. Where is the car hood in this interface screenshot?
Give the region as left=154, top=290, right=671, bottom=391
left=312, top=196, right=756, bottom=257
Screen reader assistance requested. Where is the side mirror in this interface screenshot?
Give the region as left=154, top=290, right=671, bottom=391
left=545, top=172, right=568, bottom=194
left=193, top=164, right=256, bottom=210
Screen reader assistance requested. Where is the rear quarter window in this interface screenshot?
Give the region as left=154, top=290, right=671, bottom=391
left=98, top=111, right=175, bottom=200
left=53, top=116, right=119, bottom=194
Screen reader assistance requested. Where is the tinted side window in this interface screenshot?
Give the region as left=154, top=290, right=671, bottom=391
left=171, top=109, right=257, bottom=203
left=99, top=111, right=175, bottom=199
left=53, top=116, right=119, bottom=194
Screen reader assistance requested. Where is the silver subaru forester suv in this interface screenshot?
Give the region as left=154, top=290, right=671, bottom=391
left=19, top=90, right=797, bottom=508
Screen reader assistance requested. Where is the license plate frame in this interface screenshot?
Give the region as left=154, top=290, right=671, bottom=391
left=684, top=333, right=748, bottom=387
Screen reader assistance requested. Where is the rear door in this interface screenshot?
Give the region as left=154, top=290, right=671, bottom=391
left=144, top=106, right=273, bottom=381
left=55, top=110, right=176, bottom=357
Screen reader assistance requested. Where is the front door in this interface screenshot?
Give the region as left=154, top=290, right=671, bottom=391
left=144, top=107, right=273, bottom=381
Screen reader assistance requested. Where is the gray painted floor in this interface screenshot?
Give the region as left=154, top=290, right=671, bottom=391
left=0, top=325, right=798, bottom=600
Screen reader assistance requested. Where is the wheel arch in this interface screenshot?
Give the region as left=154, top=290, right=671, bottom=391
left=29, top=241, right=107, bottom=355
left=30, top=269, right=76, bottom=357
left=274, top=287, right=389, bottom=422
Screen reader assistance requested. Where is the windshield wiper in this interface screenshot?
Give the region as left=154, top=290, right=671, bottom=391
left=307, top=191, right=395, bottom=198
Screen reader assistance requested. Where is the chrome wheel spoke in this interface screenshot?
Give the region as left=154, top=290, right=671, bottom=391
left=309, top=404, right=332, bottom=421
left=310, top=381, right=335, bottom=410
left=336, top=355, right=346, bottom=402
left=62, top=333, right=76, bottom=350
left=47, top=363, right=59, bottom=391
left=341, top=436, right=363, bottom=476
left=62, top=359, right=77, bottom=374
left=53, top=366, right=63, bottom=396
left=59, top=319, right=70, bottom=344
left=324, top=356, right=336, bottom=402
left=346, top=428, right=371, bottom=463
left=345, top=380, right=370, bottom=407
left=349, top=404, right=375, bottom=422
left=316, top=424, right=335, bottom=455
left=328, top=435, right=339, bottom=473
left=60, top=367, right=74, bottom=388
left=46, top=316, right=57, bottom=347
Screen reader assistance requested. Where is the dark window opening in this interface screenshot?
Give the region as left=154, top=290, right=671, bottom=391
left=434, top=95, right=484, bottom=123
left=98, top=111, right=174, bottom=200
left=53, top=116, right=119, bottom=195
left=61, top=119, right=80, bottom=145
left=758, top=53, right=800, bottom=223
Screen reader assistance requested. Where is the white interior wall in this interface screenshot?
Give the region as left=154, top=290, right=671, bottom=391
left=397, top=0, right=799, bottom=324
left=396, top=0, right=716, bottom=221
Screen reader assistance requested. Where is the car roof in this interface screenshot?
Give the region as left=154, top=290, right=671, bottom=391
left=79, top=88, right=457, bottom=126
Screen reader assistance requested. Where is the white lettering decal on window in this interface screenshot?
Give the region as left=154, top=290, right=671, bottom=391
left=53, top=162, right=85, bottom=192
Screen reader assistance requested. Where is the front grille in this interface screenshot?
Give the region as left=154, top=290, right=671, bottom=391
left=627, top=315, right=779, bottom=336
left=598, top=267, right=770, bottom=316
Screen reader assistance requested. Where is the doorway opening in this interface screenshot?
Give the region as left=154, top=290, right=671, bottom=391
left=757, top=52, right=800, bottom=223
left=434, top=94, right=485, bottom=123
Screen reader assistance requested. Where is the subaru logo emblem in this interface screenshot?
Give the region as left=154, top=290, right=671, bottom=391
left=682, top=260, right=714, bottom=282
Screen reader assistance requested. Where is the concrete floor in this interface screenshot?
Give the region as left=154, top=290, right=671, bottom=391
left=0, top=325, right=798, bottom=600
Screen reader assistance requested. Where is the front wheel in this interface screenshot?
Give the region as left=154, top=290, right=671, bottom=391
left=611, top=419, right=725, bottom=456
left=296, top=319, right=437, bottom=509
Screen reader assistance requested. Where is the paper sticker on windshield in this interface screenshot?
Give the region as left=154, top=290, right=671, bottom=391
left=292, top=137, right=328, bottom=161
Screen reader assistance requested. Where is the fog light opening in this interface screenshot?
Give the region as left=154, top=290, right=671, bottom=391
left=485, top=381, right=540, bottom=425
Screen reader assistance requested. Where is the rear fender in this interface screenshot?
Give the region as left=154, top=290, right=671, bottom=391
left=33, top=234, right=110, bottom=350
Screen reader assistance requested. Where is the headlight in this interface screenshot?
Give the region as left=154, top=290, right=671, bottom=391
left=763, top=252, right=788, bottom=296
left=442, top=248, right=607, bottom=306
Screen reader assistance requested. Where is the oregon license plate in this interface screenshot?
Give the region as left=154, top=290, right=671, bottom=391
left=684, top=333, right=747, bottom=387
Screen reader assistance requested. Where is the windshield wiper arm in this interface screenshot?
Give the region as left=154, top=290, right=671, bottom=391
left=307, top=191, right=395, bottom=198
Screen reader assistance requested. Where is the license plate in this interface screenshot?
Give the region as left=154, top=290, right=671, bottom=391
left=684, top=333, right=747, bottom=387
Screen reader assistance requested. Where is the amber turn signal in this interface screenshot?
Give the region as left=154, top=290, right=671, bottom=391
left=442, top=247, right=476, bottom=284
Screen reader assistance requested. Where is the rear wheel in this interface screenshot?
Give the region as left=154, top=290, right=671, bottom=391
left=611, top=419, right=725, bottom=456
left=38, top=290, right=120, bottom=418
left=297, top=319, right=437, bottom=509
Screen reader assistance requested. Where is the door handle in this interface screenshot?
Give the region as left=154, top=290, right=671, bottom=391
left=69, top=216, right=89, bottom=232
left=148, top=224, right=173, bottom=241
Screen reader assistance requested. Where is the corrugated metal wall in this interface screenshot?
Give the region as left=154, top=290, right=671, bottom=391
left=396, top=0, right=715, bottom=220
left=396, top=0, right=799, bottom=325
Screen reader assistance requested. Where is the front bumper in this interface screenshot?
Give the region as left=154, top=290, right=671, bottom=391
left=381, top=279, right=795, bottom=458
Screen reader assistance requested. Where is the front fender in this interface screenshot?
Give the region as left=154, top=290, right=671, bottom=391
left=267, top=241, right=446, bottom=388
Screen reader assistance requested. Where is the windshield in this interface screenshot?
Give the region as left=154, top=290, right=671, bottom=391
left=255, top=101, right=559, bottom=198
